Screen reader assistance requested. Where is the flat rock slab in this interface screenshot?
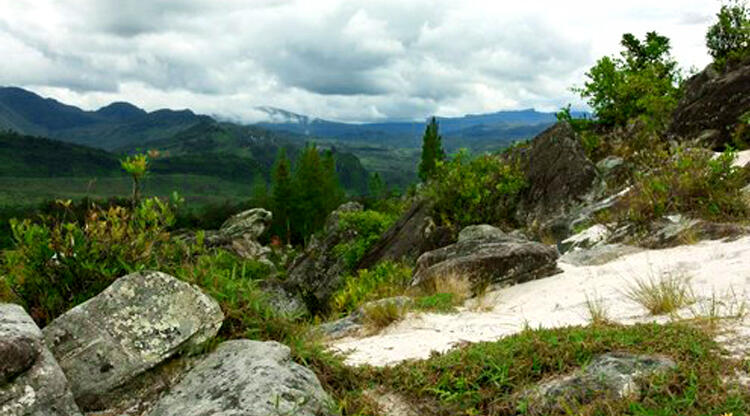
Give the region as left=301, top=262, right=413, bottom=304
left=146, top=340, right=334, bottom=416
left=42, top=271, right=223, bottom=409
left=0, top=303, right=82, bottom=416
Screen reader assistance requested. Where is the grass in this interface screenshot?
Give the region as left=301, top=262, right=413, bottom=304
left=584, top=292, right=611, bottom=325
left=418, top=271, right=473, bottom=304
left=361, top=301, right=409, bottom=333
left=624, top=271, right=696, bottom=316
left=371, top=322, right=750, bottom=416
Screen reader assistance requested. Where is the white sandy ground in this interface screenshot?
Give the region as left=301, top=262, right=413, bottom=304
left=331, top=236, right=750, bottom=367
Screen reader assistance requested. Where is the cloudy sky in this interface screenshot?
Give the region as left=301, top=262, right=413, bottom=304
left=0, top=0, right=720, bottom=123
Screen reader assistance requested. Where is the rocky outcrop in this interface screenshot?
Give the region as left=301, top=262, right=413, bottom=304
left=522, top=353, right=675, bottom=415
left=146, top=340, right=334, bottom=416
left=204, top=208, right=273, bottom=263
left=0, top=303, right=82, bottom=416
left=357, top=199, right=453, bottom=270
left=559, top=224, right=611, bottom=253
left=285, top=202, right=364, bottom=312
left=670, top=61, right=750, bottom=148
left=511, top=122, right=600, bottom=239
left=411, top=225, right=559, bottom=293
left=559, top=243, right=642, bottom=266
left=42, top=271, right=223, bottom=410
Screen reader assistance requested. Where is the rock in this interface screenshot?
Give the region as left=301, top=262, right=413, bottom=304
left=217, top=208, right=272, bottom=240
left=457, top=224, right=511, bottom=242
left=411, top=225, right=559, bottom=293
left=511, top=122, right=599, bottom=236
left=146, top=340, right=334, bottom=416
left=285, top=202, right=365, bottom=312
left=42, top=271, right=223, bottom=410
left=559, top=224, right=611, bottom=253
left=357, top=199, right=453, bottom=270
left=559, top=244, right=643, bottom=266
left=638, top=215, right=750, bottom=248
left=0, top=303, right=82, bottom=416
left=318, top=296, right=414, bottom=340
left=670, top=61, right=750, bottom=148
left=596, top=155, right=629, bottom=186
left=522, top=352, right=675, bottom=415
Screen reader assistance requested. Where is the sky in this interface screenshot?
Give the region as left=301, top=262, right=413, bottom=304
left=0, top=0, right=721, bottom=123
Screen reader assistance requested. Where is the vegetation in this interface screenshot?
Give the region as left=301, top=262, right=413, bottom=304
left=418, top=117, right=446, bottom=182
left=576, top=32, right=682, bottom=131
left=332, top=209, right=399, bottom=272
left=706, top=0, right=750, bottom=71
left=616, top=147, right=750, bottom=226
left=121, top=153, right=150, bottom=203
left=424, top=150, right=526, bottom=230
left=624, top=272, right=696, bottom=316
left=331, top=261, right=412, bottom=315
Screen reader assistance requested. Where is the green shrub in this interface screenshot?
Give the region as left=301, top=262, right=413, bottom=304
left=332, top=210, right=398, bottom=271
left=331, top=261, right=412, bottom=315
left=425, top=150, right=527, bottom=229
left=0, top=198, right=188, bottom=324
left=617, top=147, right=750, bottom=226
left=706, top=0, right=750, bottom=71
left=415, top=293, right=458, bottom=313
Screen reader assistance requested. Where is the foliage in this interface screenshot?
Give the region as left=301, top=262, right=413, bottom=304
left=616, top=147, right=750, bottom=226
left=271, top=147, right=294, bottom=243
left=425, top=150, right=527, bottom=229
left=377, top=323, right=746, bottom=415
left=121, top=153, right=149, bottom=203
left=624, top=272, right=696, bottom=315
left=419, top=117, right=446, bottom=182
left=331, top=261, right=413, bottom=315
left=576, top=32, right=682, bottom=130
left=361, top=300, right=408, bottom=333
left=332, top=209, right=399, bottom=272
left=415, top=292, right=460, bottom=313
left=0, top=197, right=182, bottom=324
left=706, top=0, right=750, bottom=71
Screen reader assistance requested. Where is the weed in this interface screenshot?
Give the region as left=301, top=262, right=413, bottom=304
left=584, top=292, right=612, bottom=325
left=331, top=261, right=412, bottom=315
left=361, top=301, right=408, bottom=333
left=624, top=271, right=696, bottom=315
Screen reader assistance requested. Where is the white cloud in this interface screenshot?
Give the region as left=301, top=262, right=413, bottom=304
left=0, top=0, right=719, bottom=122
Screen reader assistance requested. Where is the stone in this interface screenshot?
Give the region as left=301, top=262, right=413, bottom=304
left=510, top=122, right=599, bottom=234
left=146, top=340, right=334, bottom=416
left=559, top=224, right=611, bottom=253
left=217, top=208, right=272, bottom=240
left=523, top=352, right=675, bottom=415
left=0, top=303, right=82, bottom=416
left=639, top=215, right=750, bottom=248
left=457, top=224, right=512, bottom=243
left=42, top=271, right=223, bottom=409
left=357, top=199, right=453, bottom=270
left=411, top=225, right=559, bottom=293
left=559, top=244, right=643, bottom=266
left=317, top=296, right=414, bottom=340
left=285, top=202, right=366, bottom=312
left=670, top=61, right=750, bottom=148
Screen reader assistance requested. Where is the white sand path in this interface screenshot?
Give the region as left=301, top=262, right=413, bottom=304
left=331, top=236, right=750, bottom=367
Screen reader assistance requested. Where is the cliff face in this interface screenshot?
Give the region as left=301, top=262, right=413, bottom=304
left=670, top=60, right=750, bottom=148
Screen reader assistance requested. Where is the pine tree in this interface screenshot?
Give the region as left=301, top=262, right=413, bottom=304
left=292, top=143, right=325, bottom=240
left=368, top=172, right=386, bottom=198
left=321, top=149, right=345, bottom=213
left=271, top=147, right=293, bottom=243
left=418, top=117, right=445, bottom=182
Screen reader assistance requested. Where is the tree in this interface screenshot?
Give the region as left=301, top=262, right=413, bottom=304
left=292, top=144, right=326, bottom=241
left=120, top=153, right=149, bottom=205
left=271, top=147, right=293, bottom=243
left=706, top=0, right=750, bottom=70
left=321, top=149, right=345, bottom=213
left=368, top=172, right=386, bottom=198
left=577, top=32, right=681, bottom=129
left=418, top=117, right=445, bottom=182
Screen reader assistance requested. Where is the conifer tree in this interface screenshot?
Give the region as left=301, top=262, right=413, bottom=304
left=271, top=147, right=293, bottom=243
left=418, top=117, right=445, bottom=182
left=293, top=143, right=326, bottom=240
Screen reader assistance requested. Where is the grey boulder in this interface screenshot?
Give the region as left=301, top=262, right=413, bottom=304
left=411, top=225, right=559, bottom=293
left=42, top=271, right=223, bottom=409
left=522, top=352, right=675, bottom=414
left=0, top=303, right=82, bottom=416
left=147, top=340, right=334, bottom=416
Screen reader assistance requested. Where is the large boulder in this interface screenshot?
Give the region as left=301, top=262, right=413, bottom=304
left=285, top=202, right=364, bottom=312
left=356, top=199, right=453, bottom=270
left=42, top=271, right=224, bottom=410
left=411, top=225, right=559, bottom=293
left=204, top=208, right=274, bottom=262
left=511, top=122, right=599, bottom=238
left=0, top=303, right=82, bottom=416
left=670, top=61, right=750, bottom=149
left=522, top=353, right=675, bottom=415
left=146, top=340, right=334, bottom=416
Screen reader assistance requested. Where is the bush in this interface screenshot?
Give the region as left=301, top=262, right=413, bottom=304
left=1, top=198, right=187, bottom=324
left=331, top=261, right=412, bottom=315
left=425, top=150, right=527, bottom=229
left=617, top=147, right=750, bottom=226
left=332, top=209, right=399, bottom=271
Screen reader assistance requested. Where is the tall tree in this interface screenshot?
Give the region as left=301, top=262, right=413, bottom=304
left=418, top=117, right=445, bottom=182
left=321, top=149, right=345, bottom=213
left=706, top=0, right=750, bottom=70
left=271, top=147, right=293, bottom=243
left=292, top=143, right=326, bottom=240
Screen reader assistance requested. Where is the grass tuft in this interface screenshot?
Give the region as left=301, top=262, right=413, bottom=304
left=624, top=271, right=696, bottom=315
left=584, top=292, right=612, bottom=325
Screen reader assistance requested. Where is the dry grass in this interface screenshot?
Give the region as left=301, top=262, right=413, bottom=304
left=624, top=271, right=696, bottom=315
left=689, top=287, right=748, bottom=328
left=584, top=292, right=612, bottom=325
left=419, top=270, right=473, bottom=304
left=361, top=301, right=408, bottom=333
